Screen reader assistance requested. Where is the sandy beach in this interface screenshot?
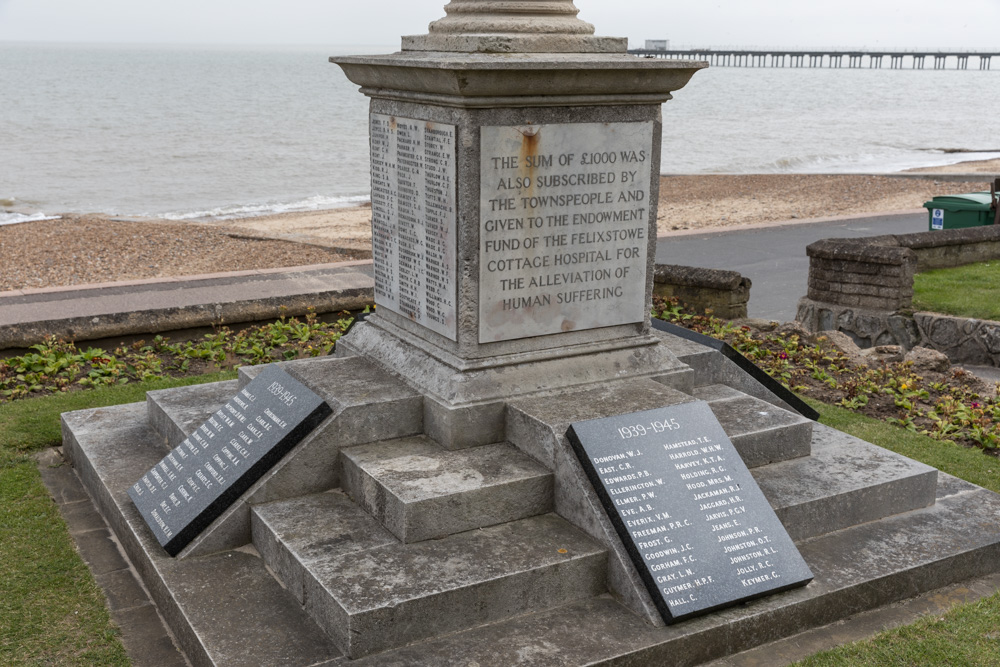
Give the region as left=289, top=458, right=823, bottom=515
left=1, top=165, right=996, bottom=293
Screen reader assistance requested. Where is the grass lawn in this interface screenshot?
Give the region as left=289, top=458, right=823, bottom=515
left=0, top=371, right=235, bottom=665
left=2, top=377, right=999, bottom=664
left=912, top=260, right=1000, bottom=321
left=793, top=398, right=1000, bottom=666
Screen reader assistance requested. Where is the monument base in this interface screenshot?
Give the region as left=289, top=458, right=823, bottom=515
left=60, top=332, right=1000, bottom=664
left=336, top=316, right=693, bottom=448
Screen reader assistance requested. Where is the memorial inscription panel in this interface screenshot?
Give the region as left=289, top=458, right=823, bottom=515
left=370, top=113, right=457, bottom=340
left=128, top=367, right=332, bottom=556
left=567, top=402, right=813, bottom=623
left=479, top=122, right=654, bottom=342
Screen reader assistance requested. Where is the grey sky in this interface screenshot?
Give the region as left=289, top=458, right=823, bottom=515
left=1, top=0, right=998, bottom=50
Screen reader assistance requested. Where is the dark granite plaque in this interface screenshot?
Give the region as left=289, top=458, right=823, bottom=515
left=128, top=366, right=332, bottom=556
left=567, top=402, right=813, bottom=623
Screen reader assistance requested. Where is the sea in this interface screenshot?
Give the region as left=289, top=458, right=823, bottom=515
left=2, top=42, right=1000, bottom=226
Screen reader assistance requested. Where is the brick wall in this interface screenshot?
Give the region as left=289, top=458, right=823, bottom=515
left=805, top=240, right=916, bottom=311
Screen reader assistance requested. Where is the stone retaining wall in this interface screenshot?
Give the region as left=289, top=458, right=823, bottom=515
left=653, top=264, right=751, bottom=319
left=797, top=224, right=1000, bottom=365
left=804, top=239, right=916, bottom=312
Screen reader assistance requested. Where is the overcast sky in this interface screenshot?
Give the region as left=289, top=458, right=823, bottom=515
left=1, top=0, right=998, bottom=50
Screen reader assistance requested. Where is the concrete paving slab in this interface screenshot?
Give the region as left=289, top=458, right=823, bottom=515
left=111, top=604, right=190, bottom=667
left=34, top=447, right=189, bottom=667
left=95, top=568, right=153, bottom=612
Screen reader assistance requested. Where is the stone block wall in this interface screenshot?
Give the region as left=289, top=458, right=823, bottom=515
left=898, top=225, right=1000, bottom=271
left=798, top=225, right=1000, bottom=365
left=804, top=239, right=916, bottom=312
left=653, top=264, right=751, bottom=319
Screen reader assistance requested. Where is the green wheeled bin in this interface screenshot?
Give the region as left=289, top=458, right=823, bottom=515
left=923, top=192, right=995, bottom=230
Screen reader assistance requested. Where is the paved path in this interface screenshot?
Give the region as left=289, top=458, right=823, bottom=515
left=655, top=210, right=928, bottom=322
left=0, top=209, right=942, bottom=350
left=0, top=262, right=374, bottom=351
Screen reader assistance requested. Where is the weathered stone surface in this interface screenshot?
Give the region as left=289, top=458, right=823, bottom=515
left=304, top=513, right=607, bottom=658
left=402, top=0, right=628, bottom=53
left=62, top=353, right=1000, bottom=666
left=914, top=312, right=1000, bottom=366
left=692, top=384, right=813, bottom=467
left=341, top=436, right=552, bottom=542
left=653, top=264, right=751, bottom=319
left=652, top=330, right=800, bottom=415
left=61, top=403, right=343, bottom=667
left=251, top=490, right=398, bottom=604
left=369, top=114, right=457, bottom=340
left=346, top=474, right=1000, bottom=667
left=860, top=344, right=904, bottom=367
left=753, top=423, right=938, bottom=541
left=478, top=121, right=653, bottom=342
left=904, top=346, right=952, bottom=374
left=506, top=378, right=699, bottom=626
left=146, top=380, right=238, bottom=447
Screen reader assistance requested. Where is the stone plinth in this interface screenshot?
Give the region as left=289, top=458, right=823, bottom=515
left=331, top=47, right=705, bottom=447
left=402, top=0, right=627, bottom=53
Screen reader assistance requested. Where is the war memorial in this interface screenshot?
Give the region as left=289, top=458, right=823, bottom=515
left=62, top=1, right=1000, bottom=664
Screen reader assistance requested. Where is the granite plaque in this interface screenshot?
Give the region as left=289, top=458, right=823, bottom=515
left=128, top=367, right=332, bottom=556
left=370, top=113, right=458, bottom=340
left=567, top=402, right=813, bottom=623
left=479, top=122, right=654, bottom=342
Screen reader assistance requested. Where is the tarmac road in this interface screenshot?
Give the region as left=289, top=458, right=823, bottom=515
left=655, top=211, right=928, bottom=322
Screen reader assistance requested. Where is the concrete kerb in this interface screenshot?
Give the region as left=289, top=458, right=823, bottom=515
left=0, top=260, right=376, bottom=352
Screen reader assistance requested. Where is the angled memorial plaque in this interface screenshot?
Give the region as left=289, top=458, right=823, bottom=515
left=567, top=401, right=813, bottom=623
left=128, top=366, right=332, bottom=556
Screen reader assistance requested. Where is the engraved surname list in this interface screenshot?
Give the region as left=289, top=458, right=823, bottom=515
left=479, top=122, right=654, bottom=343
left=567, top=403, right=813, bottom=623
left=369, top=114, right=457, bottom=340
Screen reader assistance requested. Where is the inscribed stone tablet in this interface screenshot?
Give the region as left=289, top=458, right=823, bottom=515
left=128, top=366, right=332, bottom=556
left=479, top=122, right=653, bottom=342
left=370, top=113, right=458, bottom=340
left=567, top=402, right=813, bottom=623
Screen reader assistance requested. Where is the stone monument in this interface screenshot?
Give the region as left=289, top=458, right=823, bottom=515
left=60, top=2, right=1000, bottom=664
left=332, top=0, right=704, bottom=449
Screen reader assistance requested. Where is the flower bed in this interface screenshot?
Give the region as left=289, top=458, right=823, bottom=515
left=654, top=296, right=1000, bottom=453
left=0, top=310, right=354, bottom=402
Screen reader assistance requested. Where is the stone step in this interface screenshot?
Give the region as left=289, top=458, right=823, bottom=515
left=340, top=473, right=1000, bottom=666
left=251, top=490, right=399, bottom=604
left=61, top=402, right=343, bottom=667
left=340, top=436, right=553, bottom=542
left=139, top=357, right=425, bottom=556
left=693, top=384, right=813, bottom=467
left=146, top=379, right=238, bottom=446
left=754, top=422, right=938, bottom=541
left=62, top=380, right=1000, bottom=665
left=295, top=512, right=606, bottom=659
left=653, top=327, right=805, bottom=416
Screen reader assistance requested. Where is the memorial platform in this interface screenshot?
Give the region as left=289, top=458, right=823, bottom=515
left=61, top=333, right=1000, bottom=665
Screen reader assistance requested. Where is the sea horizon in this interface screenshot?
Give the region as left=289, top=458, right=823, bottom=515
left=2, top=41, right=998, bottom=226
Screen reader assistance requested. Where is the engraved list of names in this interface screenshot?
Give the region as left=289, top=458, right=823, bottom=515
left=567, top=403, right=813, bottom=623
left=370, top=114, right=457, bottom=340
left=479, top=122, right=654, bottom=343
